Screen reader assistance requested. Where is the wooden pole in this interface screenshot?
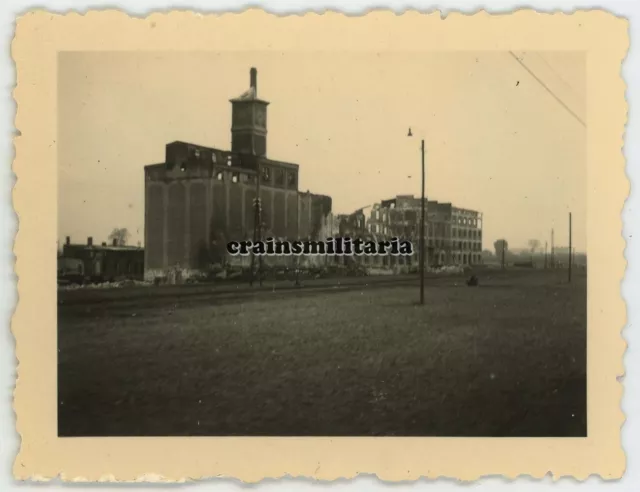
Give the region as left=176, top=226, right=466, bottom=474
left=568, top=212, right=572, bottom=283
left=295, top=192, right=300, bottom=286
left=419, top=139, right=425, bottom=305
left=551, top=228, right=555, bottom=269
left=257, top=163, right=263, bottom=287
left=250, top=161, right=262, bottom=287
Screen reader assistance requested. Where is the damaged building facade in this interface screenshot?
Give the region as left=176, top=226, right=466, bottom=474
left=144, top=68, right=332, bottom=281
left=342, top=194, right=483, bottom=268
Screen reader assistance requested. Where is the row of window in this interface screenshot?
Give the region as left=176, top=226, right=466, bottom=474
left=456, top=242, right=482, bottom=252
left=181, top=148, right=298, bottom=188
left=370, top=222, right=482, bottom=242
left=453, top=228, right=482, bottom=239
left=212, top=167, right=297, bottom=188
left=260, top=167, right=297, bottom=187
left=215, top=171, right=254, bottom=184
left=454, top=216, right=479, bottom=227
left=452, top=253, right=482, bottom=265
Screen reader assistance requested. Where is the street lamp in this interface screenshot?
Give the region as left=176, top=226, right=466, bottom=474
left=408, top=127, right=426, bottom=305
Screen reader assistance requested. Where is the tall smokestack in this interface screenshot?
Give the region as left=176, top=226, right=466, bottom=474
left=250, top=67, right=257, bottom=96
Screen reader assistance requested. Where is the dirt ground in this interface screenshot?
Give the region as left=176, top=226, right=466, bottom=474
left=57, top=269, right=587, bottom=437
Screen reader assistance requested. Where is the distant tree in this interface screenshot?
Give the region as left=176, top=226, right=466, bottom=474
left=108, top=227, right=130, bottom=246
left=528, top=239, right=541, bottom=253
left=494, top=239, right=508, bottom=257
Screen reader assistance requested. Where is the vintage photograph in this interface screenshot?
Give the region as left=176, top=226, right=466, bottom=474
left=11, top=9, right=629, bottom=481
left=56, top=50, right=587, bottom=437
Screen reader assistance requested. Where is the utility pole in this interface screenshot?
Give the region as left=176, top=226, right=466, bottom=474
left=257, top=165, right=263, bottom=287
left=295, top=191, right=300, bottom=286
left=551, top=228, right=555, bottom=269
left=419, top=139, right=426, bottom=305
left=250, top=162, right=263, bottom=287
left=408, top=127, right=426, bottom=305
left=568, top=212, right=572, bottom=283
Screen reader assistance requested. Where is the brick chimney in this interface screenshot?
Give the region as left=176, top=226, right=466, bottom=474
left=87, top=237, right=93, bottom=246
left=112, top=238, right=118, bottom=247
left=65, top=236, right=70, bottom=246
left=250, top=67, right=257, bottom=96
left=101, top=242, right=107, bottom=247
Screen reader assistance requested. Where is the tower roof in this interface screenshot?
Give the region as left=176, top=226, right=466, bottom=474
left=230, top=88, right=269, bottom=104
left=229, top=67, right=269, bottom=104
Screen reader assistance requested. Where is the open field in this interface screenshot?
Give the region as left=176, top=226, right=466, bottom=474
left=58, top=269, right=586, bottom=437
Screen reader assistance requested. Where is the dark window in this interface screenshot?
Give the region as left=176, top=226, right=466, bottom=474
left=287, top=172, right=297, bottom=186
left=261, top=167, right=271, bottom=183
left=275, top=169, right=285, bottom=185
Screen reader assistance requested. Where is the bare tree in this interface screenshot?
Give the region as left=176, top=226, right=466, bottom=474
left=494, top=239, right=508, bottom=257
left=108, top=227, right=130, bottom=246
left=528, top=239, right=541, bottom=253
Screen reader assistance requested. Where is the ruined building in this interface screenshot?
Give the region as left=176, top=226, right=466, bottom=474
left=144, top=68, right=332, bottom=280
left=347, top=194, right=483, bottom=268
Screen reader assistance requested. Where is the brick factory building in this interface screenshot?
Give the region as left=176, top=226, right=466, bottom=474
left=144, top=68, right=332, bottom=280
left=346, top=194, right=483, bottom=268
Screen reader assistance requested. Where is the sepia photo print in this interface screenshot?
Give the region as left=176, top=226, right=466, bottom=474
left=57, top=50, right=587, bottom=437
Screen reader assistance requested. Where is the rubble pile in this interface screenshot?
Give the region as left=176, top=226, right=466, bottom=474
left=59, top=279, right=153, bottom=290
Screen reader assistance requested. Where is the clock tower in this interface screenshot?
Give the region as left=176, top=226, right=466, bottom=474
left=230, top=67, right=269, bottom=157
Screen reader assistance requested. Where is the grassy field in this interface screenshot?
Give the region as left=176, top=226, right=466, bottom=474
left=58, top=269, right=586, bottom=437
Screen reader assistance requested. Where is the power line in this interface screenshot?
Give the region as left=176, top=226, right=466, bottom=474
left=508, top=51, right=586, bottom=128
left=534, top=52, right=585, bottom=100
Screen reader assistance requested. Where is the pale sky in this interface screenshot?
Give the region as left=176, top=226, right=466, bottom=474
left=58, top=51, right=586, bottom=252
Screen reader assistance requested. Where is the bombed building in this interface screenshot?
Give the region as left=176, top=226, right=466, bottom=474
left=342, top=194, right=483, bottom=268
left=144, top=68, right=332, bottom=280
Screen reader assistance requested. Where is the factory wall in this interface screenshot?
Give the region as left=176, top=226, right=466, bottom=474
left=144, top=164, right=331, bottom=280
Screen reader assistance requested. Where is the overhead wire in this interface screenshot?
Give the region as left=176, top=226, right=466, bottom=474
left=508, top=51, right=586, bottom=128
left=533, top=52, right=585, bottom=100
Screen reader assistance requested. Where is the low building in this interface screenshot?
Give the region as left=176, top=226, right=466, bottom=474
left=61, top=236, right=145, bottom=283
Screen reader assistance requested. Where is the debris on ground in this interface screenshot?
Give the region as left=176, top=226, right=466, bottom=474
left=59, top=280, right=153, bottom=291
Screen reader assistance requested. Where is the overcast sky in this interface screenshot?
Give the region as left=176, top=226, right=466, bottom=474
left=58, top=51, right=586, bottom=252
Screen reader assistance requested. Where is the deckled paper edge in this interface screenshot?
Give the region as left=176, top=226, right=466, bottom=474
left=10, top=8, right=629, bottom=482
